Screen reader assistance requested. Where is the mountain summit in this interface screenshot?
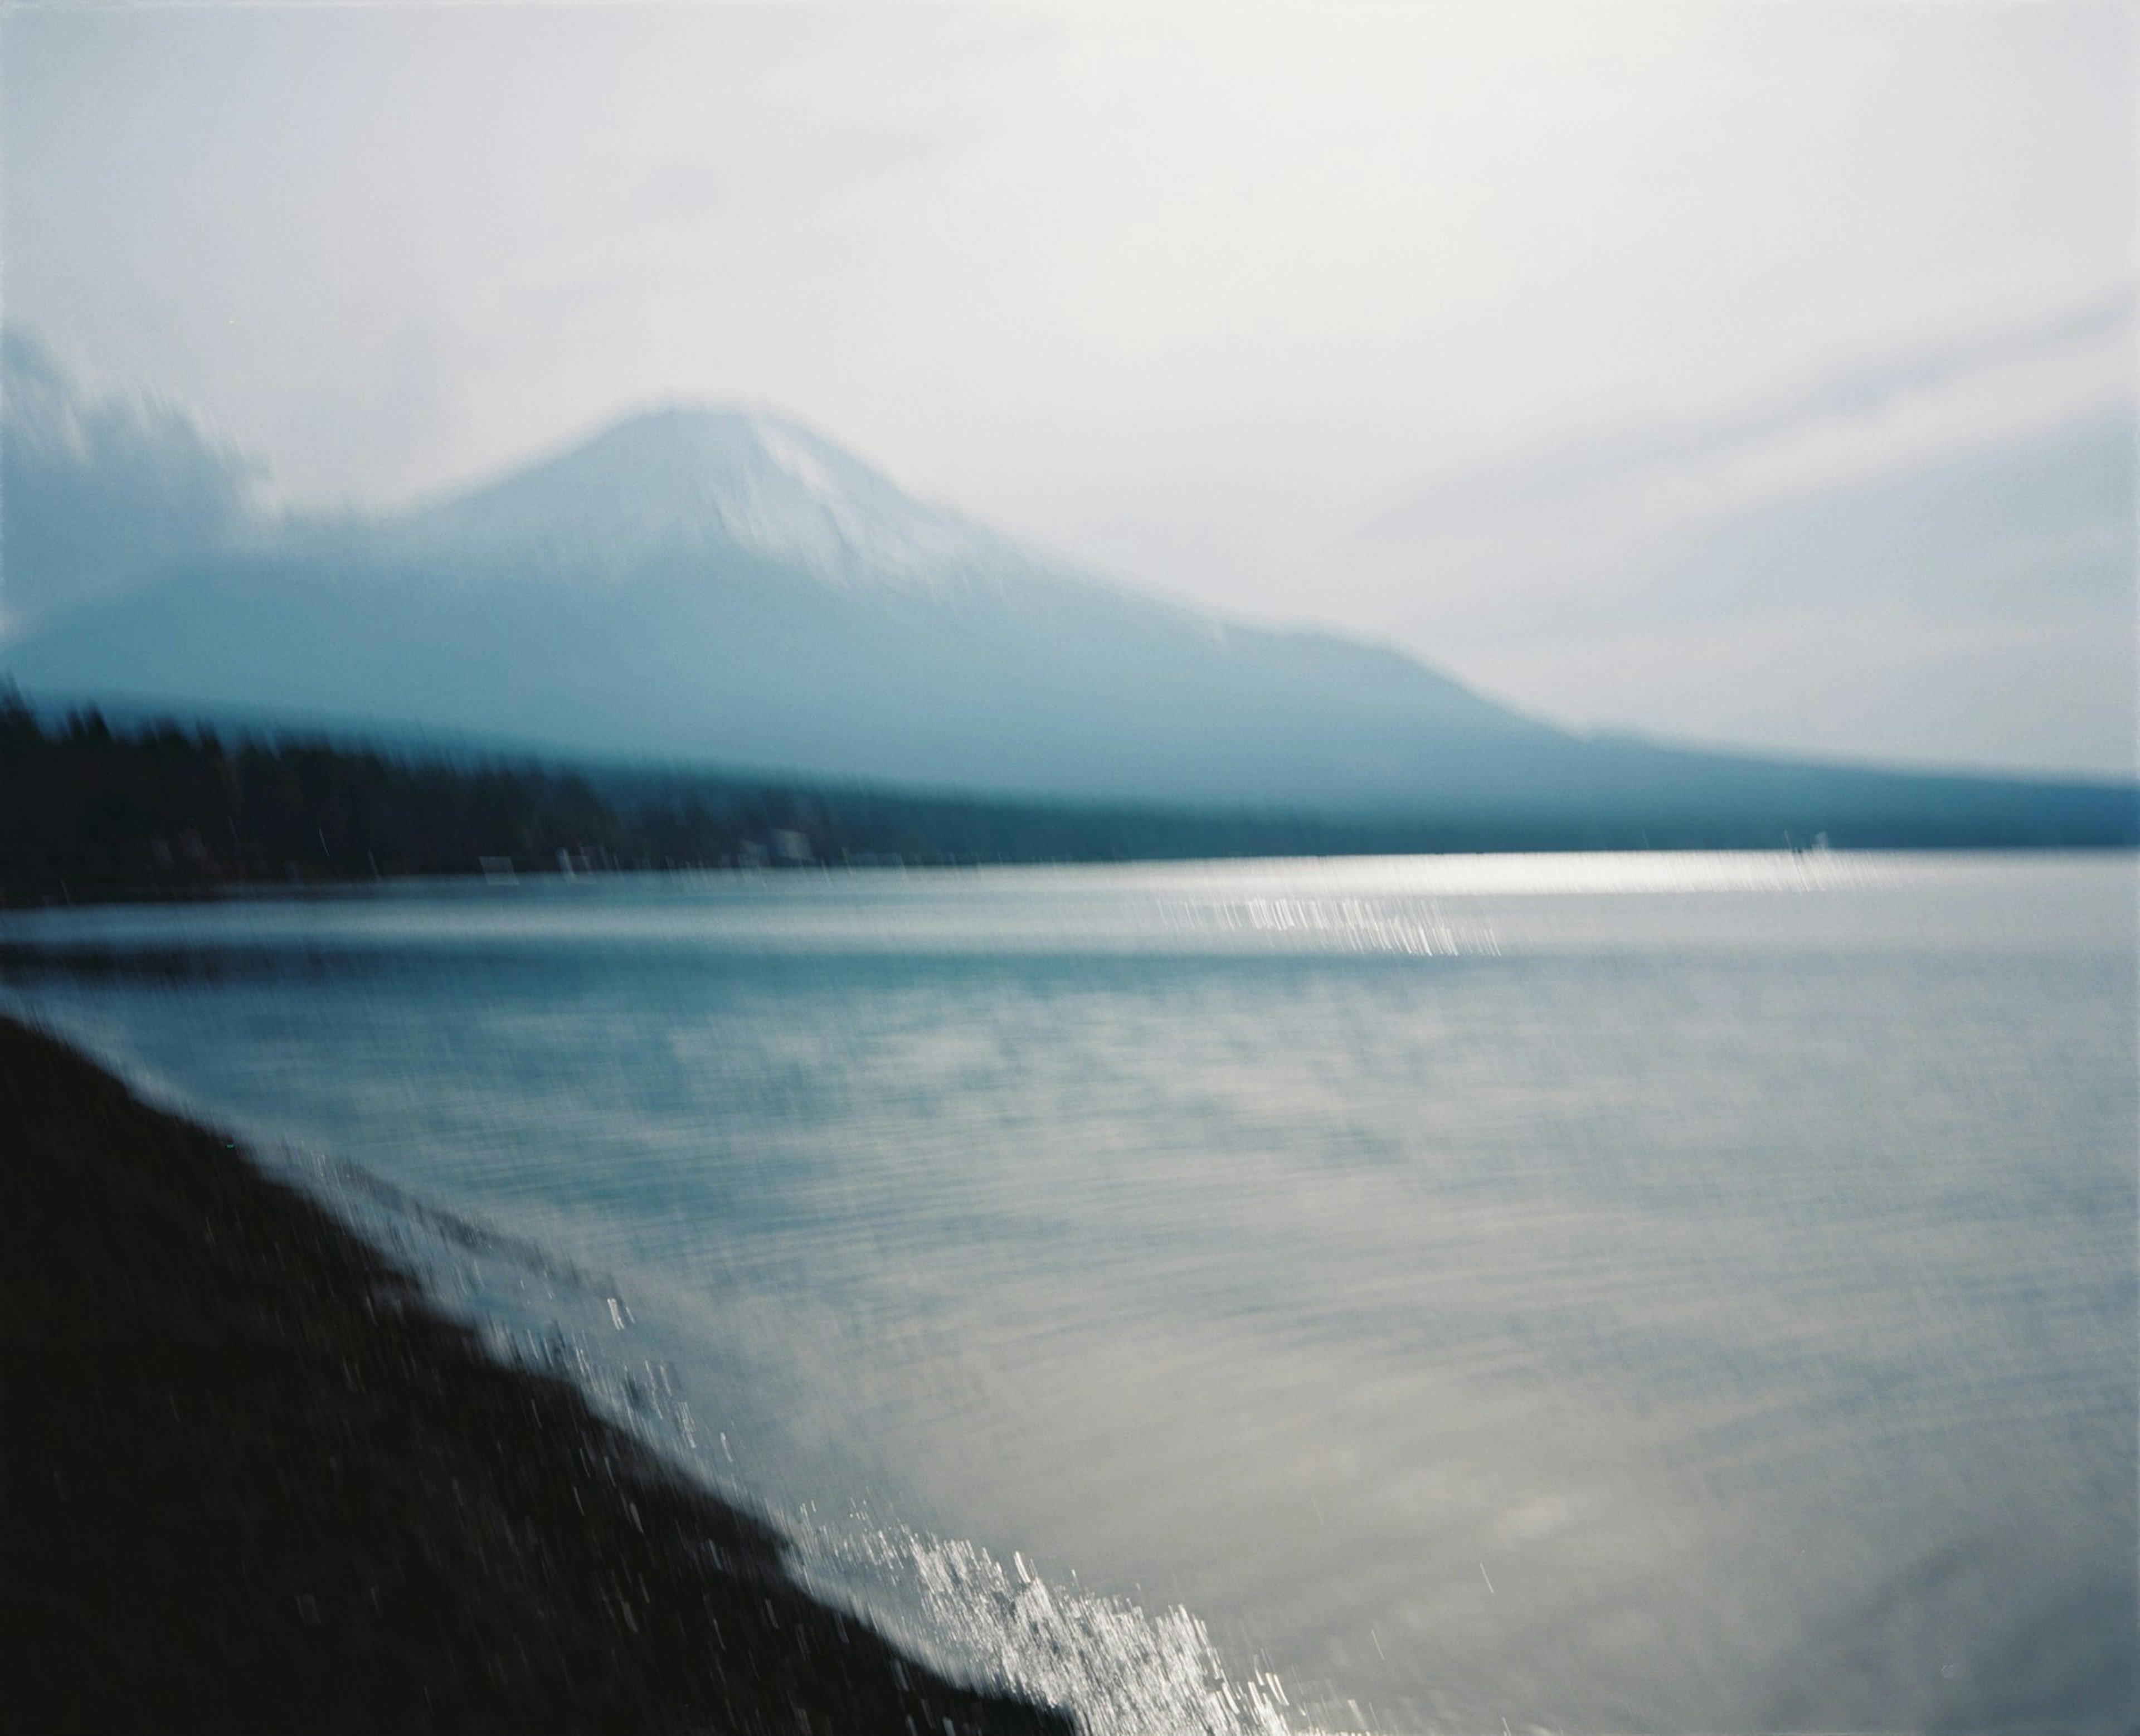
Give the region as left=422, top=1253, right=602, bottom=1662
left=397, top=407, right=1043, bottom=595
left=4, top=391, right=2132, bottom=843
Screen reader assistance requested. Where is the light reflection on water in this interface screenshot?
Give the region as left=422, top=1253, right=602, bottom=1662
left=3, top=853, right=2133, bottom=1734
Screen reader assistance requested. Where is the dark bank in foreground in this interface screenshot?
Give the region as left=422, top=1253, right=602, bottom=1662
left=0, top=1014, right=1071, bottom=1736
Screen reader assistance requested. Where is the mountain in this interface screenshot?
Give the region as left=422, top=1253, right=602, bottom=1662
left=393, top=406, right=1049, bottom=594
left=3, top=400, right=2133, bottom=845
left=0, top=333, right=268, bottom=631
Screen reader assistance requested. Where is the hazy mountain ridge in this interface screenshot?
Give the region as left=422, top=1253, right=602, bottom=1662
left=3, top=371, right=2133, bottom=840
left=0, top=333, right=271, bottom=630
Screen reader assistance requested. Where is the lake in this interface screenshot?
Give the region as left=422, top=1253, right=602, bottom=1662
left=4, top=852, right=2132, bottom=1734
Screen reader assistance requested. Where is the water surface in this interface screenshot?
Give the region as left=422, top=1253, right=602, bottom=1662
left=5, top=853, right=2132, bottom=1734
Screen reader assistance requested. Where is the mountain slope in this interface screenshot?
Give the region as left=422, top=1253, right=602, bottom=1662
left=0, top=333, right=267, bottom=631
left=4, top=403, right=2133, bottom=840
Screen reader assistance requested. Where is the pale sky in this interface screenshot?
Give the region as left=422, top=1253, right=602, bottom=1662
left=4, top=1, right=2133, bottom=775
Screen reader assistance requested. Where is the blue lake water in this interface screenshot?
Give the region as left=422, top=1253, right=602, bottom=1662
left=4, top=853, right=2133, bottom=1734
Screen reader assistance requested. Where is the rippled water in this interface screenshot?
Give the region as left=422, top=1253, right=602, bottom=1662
left=4, top=853, right=2133, bottom=1734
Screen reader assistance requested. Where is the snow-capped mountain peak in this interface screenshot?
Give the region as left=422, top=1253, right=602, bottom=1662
left=398, top=406, right=1039, bottom=594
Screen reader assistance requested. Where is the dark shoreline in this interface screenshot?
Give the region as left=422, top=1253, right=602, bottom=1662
left=0, top=1014, right=1070, bottom=1735
left=6, top=694, right=2135, bottom=913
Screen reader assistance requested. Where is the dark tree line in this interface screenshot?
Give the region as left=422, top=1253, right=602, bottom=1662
left=5, top=689, right=2133, bottom=906
left=0, top=697, right=620, bottom=902
left=0, top=692, right=1390, bottom=905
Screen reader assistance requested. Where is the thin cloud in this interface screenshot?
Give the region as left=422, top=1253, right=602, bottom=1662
left=1373, top=286, right=2135, bottom=533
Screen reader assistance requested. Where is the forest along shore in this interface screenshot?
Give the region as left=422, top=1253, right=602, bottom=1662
left=8, top=694, right=2137, bottom=911
left=0, top=1014, right=1071, bottom=1736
